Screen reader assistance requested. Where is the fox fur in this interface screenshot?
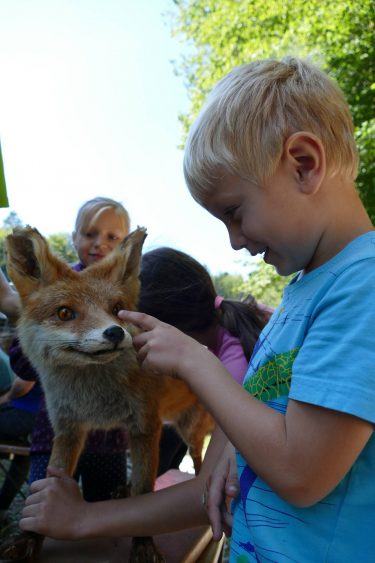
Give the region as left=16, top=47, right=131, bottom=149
left=3, top=226, right=214, bottom=563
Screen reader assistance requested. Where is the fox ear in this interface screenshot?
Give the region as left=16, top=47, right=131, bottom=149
left=120, top=226, right=148, bottom=277
left=5, top=226, right=72, bottom=299
left=90, top=226, right=147, bottom=304
left=102, top=226, right=147, bottom=280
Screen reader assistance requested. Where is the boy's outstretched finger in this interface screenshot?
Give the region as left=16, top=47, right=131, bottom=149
left=118, top=310, right=158, bottom=331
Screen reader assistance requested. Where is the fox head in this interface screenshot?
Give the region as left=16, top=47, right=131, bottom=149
left=5, top=226, right=147, bottom=368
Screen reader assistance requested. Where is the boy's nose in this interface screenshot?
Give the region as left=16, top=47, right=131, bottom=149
left=228, top=229, right=247, bottom=251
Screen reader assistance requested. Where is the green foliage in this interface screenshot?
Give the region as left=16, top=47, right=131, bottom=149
left=212, top=262, right=290, bottom=307
left=170, top=0, right=374, bottom=221
left=241, top=261, right=291, bottom=309
left=0, top=212, right=23, bottom=276
left=2, top=211, right=22, bottom=231
left=213, top=272, right=246, bottom=299
left=47, top=233, right=77, bottom=264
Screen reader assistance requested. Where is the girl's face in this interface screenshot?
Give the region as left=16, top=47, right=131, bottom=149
left=73, top=207, right=129, bottom=266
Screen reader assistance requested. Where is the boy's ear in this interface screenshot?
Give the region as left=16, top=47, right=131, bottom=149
left=284, top=132, right=326, bottom=195
left=5, top=227, right=74, bottom=299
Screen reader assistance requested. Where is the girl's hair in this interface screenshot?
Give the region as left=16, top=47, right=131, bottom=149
left=183, top=56, right=358, bottom=204
left=74, top=196, right=130, bottom=235
left=138, top=247, right=269, bottom=361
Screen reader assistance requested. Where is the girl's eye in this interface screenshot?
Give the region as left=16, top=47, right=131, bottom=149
left=108, top=234, right=118, bottom=241
left=57, top=307, right=75, bottom=321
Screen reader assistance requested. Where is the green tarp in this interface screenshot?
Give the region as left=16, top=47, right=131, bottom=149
left=0, top=141, right=9, bottom=208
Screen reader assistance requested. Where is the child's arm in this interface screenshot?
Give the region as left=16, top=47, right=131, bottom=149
left=0, top=269, right=19, bottom=321
left=119, top=310, right=373, bottom=507
left=20, top=426, right=230, bottom=539
left=0, top=376, right=35, bottom=405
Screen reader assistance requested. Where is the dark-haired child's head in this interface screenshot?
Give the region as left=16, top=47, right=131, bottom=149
left=139, top=247, right=216, bottom=333
left=139, top=247, right=269, bottom=361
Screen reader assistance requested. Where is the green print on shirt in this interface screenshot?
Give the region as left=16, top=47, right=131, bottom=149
left=243, top=348, right=299, bottom=401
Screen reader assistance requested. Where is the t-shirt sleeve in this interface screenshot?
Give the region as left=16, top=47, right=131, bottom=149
left=290, top=261, right=375, bottom=423
left=8, top=338, right=38, bottom=382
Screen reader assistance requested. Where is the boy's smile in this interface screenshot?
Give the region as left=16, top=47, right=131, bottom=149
left=203, top=163, right=323, bottom=277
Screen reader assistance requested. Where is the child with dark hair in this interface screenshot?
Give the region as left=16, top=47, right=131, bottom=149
left=138, top=247, right=270, bottom=474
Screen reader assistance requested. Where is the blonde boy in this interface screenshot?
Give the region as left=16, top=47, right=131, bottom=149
left=130, top=57, right=375, bottom=560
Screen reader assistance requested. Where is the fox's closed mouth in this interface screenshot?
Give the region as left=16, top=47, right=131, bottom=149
left=66, top=347, right=122, bottom=357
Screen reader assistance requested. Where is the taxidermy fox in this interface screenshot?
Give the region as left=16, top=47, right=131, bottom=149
left=2, top=226, right=214, bottom=563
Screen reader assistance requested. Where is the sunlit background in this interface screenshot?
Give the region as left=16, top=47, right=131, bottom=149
left=0, top=0, right=252, bottom=276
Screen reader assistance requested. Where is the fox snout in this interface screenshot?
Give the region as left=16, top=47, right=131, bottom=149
left=103, top=325, right=125, bottom=345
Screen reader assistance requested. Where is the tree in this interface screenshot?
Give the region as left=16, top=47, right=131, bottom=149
left=241, top=260, right=291, bottom=308
left=0, top=212, right=24, bottom=274
left=47, top=233, right=77, bottom=264
left=213, top=272, right=246, bottom=299
left=2, top=211, right=23, bottom=230
left=170, top=0, right=374, bottom=221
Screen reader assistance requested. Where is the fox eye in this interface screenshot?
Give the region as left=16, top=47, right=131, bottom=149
left=57, top=307, right=75, bottom=321
left=112, top=304, right=122, bottom=317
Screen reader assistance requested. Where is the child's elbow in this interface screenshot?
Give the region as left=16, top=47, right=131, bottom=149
left=274, top=475, right=332, bottom=508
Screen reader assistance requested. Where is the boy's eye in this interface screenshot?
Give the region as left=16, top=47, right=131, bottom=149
left=57, top=307, right=76, bottom=321
left=224, top=206, right=239, bottom=223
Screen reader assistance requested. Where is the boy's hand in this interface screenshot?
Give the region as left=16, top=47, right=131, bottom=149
left=19, top=466, right=87, bottom=539
left=204, top=442, right=239, bottom=540
left=118, top=310, right=205, bottom=378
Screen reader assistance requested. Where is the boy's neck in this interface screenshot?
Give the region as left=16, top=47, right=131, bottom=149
left=305, top=179, right=374, bottom=273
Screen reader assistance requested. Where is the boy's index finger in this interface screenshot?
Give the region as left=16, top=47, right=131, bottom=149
left=118, top=309, right=157, bottom=331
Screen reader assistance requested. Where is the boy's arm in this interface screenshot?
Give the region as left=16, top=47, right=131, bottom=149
left=120, top=310, right=373, bottom=507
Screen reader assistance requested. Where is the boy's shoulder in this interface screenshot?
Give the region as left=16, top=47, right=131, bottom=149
left=294, top=231, right=375, bottom=288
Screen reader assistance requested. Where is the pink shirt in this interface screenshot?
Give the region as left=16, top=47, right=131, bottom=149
left=209, top=326, right=249, bottom=385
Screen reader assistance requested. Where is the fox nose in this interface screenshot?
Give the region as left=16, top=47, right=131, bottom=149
left=103, top=325, right=125, bottom=344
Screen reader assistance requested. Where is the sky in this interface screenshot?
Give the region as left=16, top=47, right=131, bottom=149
left=0, top=0, right=254, bottom=277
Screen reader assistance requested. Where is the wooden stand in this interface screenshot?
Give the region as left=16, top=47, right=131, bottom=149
left=3, top=469, right=224, bottom=562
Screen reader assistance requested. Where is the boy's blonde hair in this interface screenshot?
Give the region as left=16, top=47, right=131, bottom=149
left=74, top=196, right=130, bottom=235
left=184, top=57, right=358, bottom=202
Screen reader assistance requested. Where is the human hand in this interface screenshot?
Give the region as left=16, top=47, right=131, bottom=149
left=118, top=310, right=206, bottom=378
left=204, top=442, right=239, bottom=541
left=19, top=466, right=88, bottom=539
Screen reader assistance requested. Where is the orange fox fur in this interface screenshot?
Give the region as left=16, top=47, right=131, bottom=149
left=4, top=226, right=214, bottom=563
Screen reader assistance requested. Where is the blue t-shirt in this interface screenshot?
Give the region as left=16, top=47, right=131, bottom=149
left=231, top=232, right=375, bottom=562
